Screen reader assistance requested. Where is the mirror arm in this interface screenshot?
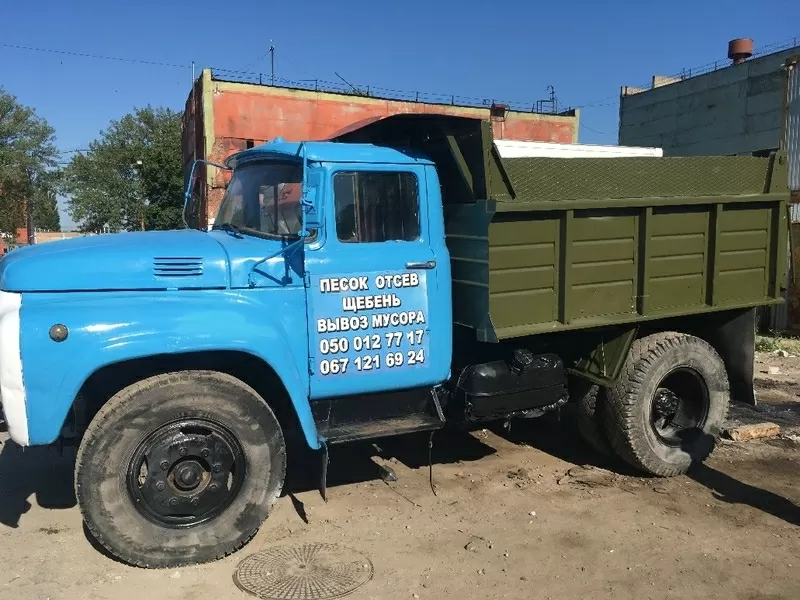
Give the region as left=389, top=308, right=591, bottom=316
left=183, top=159, right=231, bottom=230
left=299, top=143, right=313, bottom=237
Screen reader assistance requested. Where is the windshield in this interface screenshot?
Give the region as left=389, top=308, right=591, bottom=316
left=215, top=161, right=304, bottom=238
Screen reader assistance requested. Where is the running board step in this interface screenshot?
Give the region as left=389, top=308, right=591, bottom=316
left=324, top=413, right=444, bottom=445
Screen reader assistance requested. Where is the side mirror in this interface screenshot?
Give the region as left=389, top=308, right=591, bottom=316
left=302, top=185, right=322, bottom=231
left=300, top=164, right=323, bottom=234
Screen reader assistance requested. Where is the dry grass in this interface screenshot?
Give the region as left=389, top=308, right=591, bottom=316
left=755, top=334, right=800, bottom=355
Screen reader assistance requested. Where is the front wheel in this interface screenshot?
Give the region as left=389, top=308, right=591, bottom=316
left=603, top=332, right=730, bottom=477
left=75, top=371, right=286, bottom=568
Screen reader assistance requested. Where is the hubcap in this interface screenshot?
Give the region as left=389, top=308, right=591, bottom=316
left=126, top=418, right=246, bottom=528
left=650, top=368, right=710, bottom=446
left=174, top=461, right=203, bottom=490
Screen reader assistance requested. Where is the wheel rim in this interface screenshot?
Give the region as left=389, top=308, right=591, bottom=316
left=126, top=418, right=246, bottom=529
left=650, top=367, right=710, bottom=447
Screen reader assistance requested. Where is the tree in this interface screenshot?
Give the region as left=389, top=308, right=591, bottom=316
left=32, top=171, right=62, bottom=232
left=64, top=106, right=184, bottom=233
left=0, top=87, right=60, bottom=238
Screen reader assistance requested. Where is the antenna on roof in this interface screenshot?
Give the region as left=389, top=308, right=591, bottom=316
left=269, top=42, right=275, bottom=85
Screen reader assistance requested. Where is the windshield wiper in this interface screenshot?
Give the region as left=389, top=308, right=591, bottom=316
left=212, top=222, right=244, bottom=238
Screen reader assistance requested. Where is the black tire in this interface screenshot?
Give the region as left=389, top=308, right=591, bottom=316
left=568, top=378, right=613, bottom=457
left=603, top=332, right=730, bottom=477
left=75, top=370, right=286, bottom=568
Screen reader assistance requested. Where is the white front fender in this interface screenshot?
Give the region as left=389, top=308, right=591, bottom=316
left=0, top=291, right=28, bottom=445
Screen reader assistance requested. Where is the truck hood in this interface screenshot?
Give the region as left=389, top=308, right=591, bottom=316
left=0, top=230, right=230, bottom=292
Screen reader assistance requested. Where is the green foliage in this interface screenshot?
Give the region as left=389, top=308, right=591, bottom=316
left=64, top=106, right=183, bottom=233
left=32, top=170, right=61, bottom=232
left=755, top=335, right=800, bottom=355
left=0, top=87, right=59, bottom=237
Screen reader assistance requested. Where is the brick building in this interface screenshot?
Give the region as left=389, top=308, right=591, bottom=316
left=181, top=68, right=581, bottom=229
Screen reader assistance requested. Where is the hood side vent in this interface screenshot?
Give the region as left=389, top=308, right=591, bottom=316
left=153, top=257, right=204, bottom=278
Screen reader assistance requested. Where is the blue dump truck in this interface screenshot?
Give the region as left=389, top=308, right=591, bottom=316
left=0, top=114, right=791, bottom=567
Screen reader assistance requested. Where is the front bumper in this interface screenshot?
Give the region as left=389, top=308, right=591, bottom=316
left=0, top=291, right=28, bottom=445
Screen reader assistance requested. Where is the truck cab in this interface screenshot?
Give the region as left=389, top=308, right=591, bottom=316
left=228, top=141, right=452, bottom=394
left=216, top=140, right=456, bottom=440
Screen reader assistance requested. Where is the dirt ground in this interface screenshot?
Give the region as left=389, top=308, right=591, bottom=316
left=1, top=351, right=799, bottom=600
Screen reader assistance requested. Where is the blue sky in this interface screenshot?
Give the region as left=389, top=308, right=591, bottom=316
left=1, top=0, right=797, bottom=229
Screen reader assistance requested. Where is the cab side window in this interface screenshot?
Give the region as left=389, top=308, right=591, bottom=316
left=333, top=172, right=419, bottom=243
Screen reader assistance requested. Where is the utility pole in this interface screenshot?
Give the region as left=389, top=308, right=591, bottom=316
left=135, top=160, right=145, bottom=231
left=269, top=44, right=275, bottom=85
left=26, top=168, right=36, bottom=245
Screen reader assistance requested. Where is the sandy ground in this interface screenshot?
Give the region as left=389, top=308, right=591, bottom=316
left=1, top=351, right=799, bottom=600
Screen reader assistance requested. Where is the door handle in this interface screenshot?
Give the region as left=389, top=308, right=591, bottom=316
left=405, top=260, right=436, bottom=270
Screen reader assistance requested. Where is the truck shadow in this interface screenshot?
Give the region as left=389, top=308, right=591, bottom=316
left=283, top=411, right=623, bottom=498
left=285, top=417, right=800, bottom=529
left=684, top=431, right=800, bottom=527
left=0, top=438, right=77, bottom=529
left=284, top=427, right=498, bottom=496
left=687, top=460, right=800, bottom=526
left=503, top=419, right=800, bottom=527
left=489, top=411, right=639, bottom=473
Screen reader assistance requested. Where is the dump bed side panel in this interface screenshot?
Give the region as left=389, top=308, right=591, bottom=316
left=488, top=213, right=560, bottom=332
left=486, top=198, right=788, bottom=339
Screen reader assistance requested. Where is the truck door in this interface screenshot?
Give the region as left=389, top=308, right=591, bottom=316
left=305, top=163, right=451, bottom=400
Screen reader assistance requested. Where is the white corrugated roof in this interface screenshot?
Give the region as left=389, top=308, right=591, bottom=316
left=495, top=140, right=663, bottom=158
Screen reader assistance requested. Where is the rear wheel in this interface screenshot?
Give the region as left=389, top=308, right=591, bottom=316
left=568, top=378, right=613, bottom=456
left=75, top=370, right=286, bottom=568
left=603, top=332, right=729, bottom=477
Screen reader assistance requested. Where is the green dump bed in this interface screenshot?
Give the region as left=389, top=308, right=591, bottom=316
left=446, top=143, right=791, bottom=342
left=335, top=114, right=792, bottom=343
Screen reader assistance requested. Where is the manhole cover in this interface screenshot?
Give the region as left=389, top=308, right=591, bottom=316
left=233, top=542, right=374, bottom=600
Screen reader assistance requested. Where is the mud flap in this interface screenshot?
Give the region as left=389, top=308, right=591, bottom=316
left=703, top=308, right=757, bottom=406
left=319, top=440, right=329, bottom=502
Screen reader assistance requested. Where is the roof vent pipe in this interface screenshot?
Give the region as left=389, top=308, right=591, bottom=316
left=728, top=38, right=753, bottom=65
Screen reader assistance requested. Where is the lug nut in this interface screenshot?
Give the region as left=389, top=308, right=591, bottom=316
left=179, top=448, right=188, bottom=457
left=200, top=449, right=210, bottom=458
left=169, top=497, right=178, bottom=507
left=212, top=463, right=222, bottom=473
left=160, top=460, right=169, bottom=470
left=209, top=484, right=218, bottom=492
left=155, top=481, right=165, bottom=491
left=191, top=497, right=200, bottom=506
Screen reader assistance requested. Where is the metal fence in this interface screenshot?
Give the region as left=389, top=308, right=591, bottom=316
left=209, top=68, right=573, bottom=115
left=668, top=37, right=800, bottom=83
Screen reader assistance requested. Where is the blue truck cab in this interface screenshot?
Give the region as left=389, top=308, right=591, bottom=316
left=0, top=124, right=465, bottom=568
left=0, top=140, right=451, bottom=449
left=0, top=114, right=764, bottom=568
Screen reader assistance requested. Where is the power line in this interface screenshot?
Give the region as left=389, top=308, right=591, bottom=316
left=580, top=122, right=611, bottom=136
left=3, top=41, right=559, bottom=114
left=0, top=43, right=189, bottom=69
